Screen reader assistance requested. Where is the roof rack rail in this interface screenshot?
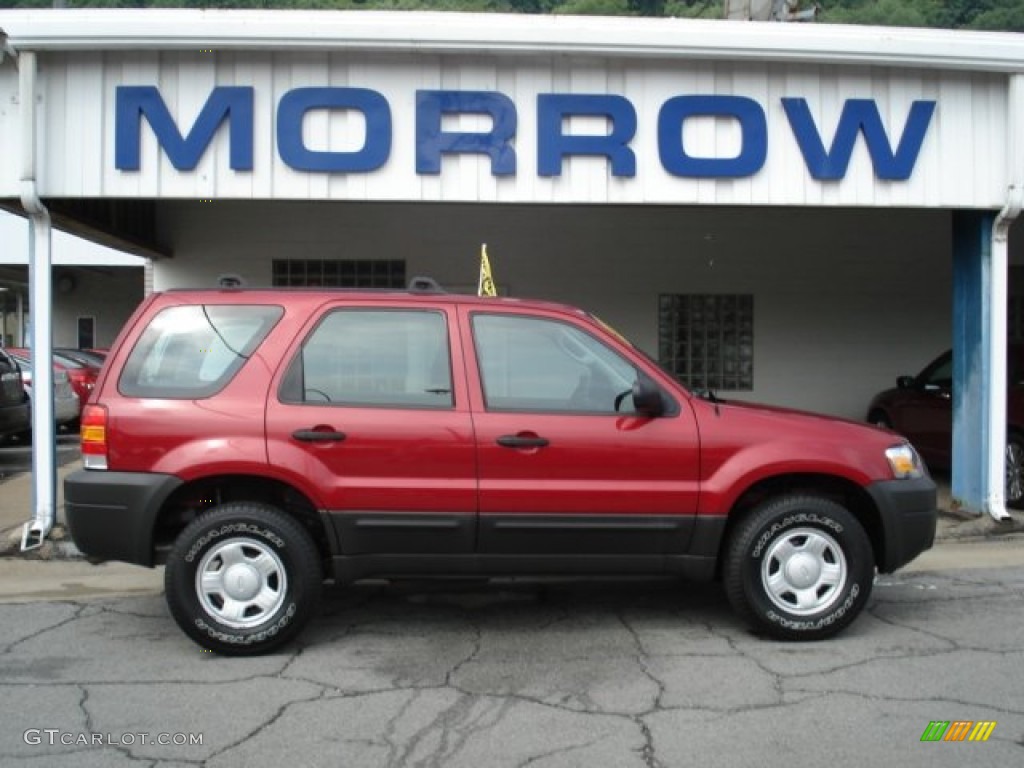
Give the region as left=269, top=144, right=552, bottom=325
left=407, top=276, right=446, bottom=294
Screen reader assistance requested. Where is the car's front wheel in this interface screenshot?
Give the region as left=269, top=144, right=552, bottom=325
left=165, top=502, right=322, bottom=655
left=724, top=495, right=874, bottom=641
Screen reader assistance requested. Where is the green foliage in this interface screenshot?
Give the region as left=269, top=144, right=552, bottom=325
left=967, top=0, right=1024, bottom=31
left=664, top=0, right=719, bottom=18
left=823, top=0, right=935, bottom=27
left=821, top=0, right=1023, bottom=30
left=0, top=0, right=1020, bottom=31
left=553, top=0, right=632, bottom=14
left=628, top=0, right=664, bottom=14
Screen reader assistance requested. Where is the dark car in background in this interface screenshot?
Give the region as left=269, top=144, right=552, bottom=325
left=867, top=346, right=1024, bottom=507
left=0, top=348, right=31, bottom=442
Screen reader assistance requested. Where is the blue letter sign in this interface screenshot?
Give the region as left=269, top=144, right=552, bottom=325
left=115, top=85, right=254, bottom=171
left=113, top=83, right=937, bottom=184
left=416, top=91, right=517, bottom=175
left=537, top=94, right=637, bottom=177
left=783, top=98, right=936, bottom=181
left=277, top=87, right=392, bottom=173
left=657, top=95, right=767, bottom=178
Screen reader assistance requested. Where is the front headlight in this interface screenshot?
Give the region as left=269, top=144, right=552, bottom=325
left=885, top=443, right=925, bottom=479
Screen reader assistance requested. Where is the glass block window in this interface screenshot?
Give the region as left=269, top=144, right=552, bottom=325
left=658, top=294, right=754, bottom=391
left=271, top=259, right=405, bottom=289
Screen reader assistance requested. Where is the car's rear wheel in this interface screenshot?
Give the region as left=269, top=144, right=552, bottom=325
left=1006, top=433, right=1024, bottom=509
left=165, top=502, right=322, bottom=656
left=724, top=495, right=874, bottom=641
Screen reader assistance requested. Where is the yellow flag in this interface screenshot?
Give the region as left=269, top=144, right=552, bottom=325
left=478, top=243, right=497, bottom=297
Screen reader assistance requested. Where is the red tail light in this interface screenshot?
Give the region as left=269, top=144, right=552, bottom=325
left=80, top=404, right=108, bottom=470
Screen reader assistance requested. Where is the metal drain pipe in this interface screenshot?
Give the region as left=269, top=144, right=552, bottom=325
left=11, top=47, right=58, bottom=551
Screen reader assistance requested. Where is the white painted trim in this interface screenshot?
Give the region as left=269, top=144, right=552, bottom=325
left=988, top=73, right=1024, bottom=522
left=2, top=10, right=1024, bottom=74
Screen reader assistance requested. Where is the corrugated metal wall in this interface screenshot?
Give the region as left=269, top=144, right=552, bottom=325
left=0, top=50, right=1010, bottom=207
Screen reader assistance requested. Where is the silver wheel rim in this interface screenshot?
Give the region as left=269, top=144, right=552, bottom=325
left=1007, top=441, right=1024, bottom=504
left=760, top=527, right=847, bottom=616
left=195, top=537, right=287, bottom=629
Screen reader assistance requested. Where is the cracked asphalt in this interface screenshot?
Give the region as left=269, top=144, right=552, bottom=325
left=1, top=562, right=1022, bottom=768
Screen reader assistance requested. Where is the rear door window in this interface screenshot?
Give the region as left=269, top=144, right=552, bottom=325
left=119, top=305, right=282, bottom=398
left=280, top=309, right=453, bottom=409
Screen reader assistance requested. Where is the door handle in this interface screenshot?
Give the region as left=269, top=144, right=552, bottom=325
left=497, top=434, right=549, bottom=449
left=292, top=429, right=347, bottom=443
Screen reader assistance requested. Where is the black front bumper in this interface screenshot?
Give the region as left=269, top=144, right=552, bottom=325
left=866, top=475, right=938, bottom=573
left=64, top=469, right=183, bottom=567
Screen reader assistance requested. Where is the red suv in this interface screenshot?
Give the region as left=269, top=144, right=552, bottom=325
left=65, top=284, right=937, bottom=654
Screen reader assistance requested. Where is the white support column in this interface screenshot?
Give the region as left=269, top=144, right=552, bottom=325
left=989, top=72, right=1024, bottom=521
left=17, top=49, right=58, bottom=551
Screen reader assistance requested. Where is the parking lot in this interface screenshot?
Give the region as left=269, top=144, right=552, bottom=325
left=1, top=559, right=1023, bottom=767
left=1, top=438, right=1024, bottom=765
left=0, top=433, right=81, bottom=486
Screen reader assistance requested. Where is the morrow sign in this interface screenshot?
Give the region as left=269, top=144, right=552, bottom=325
left=115, top=86, right=936, bottom=181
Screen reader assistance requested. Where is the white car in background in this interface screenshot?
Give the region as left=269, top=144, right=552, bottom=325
left=14, top=364, right=80, bottom=438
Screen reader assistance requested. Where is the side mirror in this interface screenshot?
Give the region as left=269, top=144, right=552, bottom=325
left=897, top=376, right=915, bottom=389
left=632, top=379, right=665, bottom=417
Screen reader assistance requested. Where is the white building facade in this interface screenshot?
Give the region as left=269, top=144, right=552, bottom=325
left=0, top=9, right=1022, bottom=521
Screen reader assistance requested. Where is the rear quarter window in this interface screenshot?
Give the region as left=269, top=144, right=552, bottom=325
left=118, top=304, right=283, bottom=399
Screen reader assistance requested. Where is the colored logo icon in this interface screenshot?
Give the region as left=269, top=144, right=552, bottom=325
left=921, top=721, right=996, bottom=742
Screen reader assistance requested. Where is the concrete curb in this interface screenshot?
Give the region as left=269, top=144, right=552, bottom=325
left=931, top=508, right=1024, bottom=540
left=0, top=460, right=81, bottom=561
left=1, top=522, right=84, bottom=561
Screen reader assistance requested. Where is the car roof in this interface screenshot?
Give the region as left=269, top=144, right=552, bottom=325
left=152, top=287, right=593, bottom=320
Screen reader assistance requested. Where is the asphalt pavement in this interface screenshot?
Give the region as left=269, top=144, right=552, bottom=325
left=2, top=560, right=1024, bottom=767
left=2, top=443, right=1024, bottom=767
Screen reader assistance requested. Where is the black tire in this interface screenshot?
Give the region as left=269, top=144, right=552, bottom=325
left=1006, top=432, right=1024, bottom=510
left=165, top=502, right=322, bottom=656
left=723, top=495, right=874, bottom=641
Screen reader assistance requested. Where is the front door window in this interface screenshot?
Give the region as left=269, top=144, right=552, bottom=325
left=472, top=313, right=638, bottom=415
